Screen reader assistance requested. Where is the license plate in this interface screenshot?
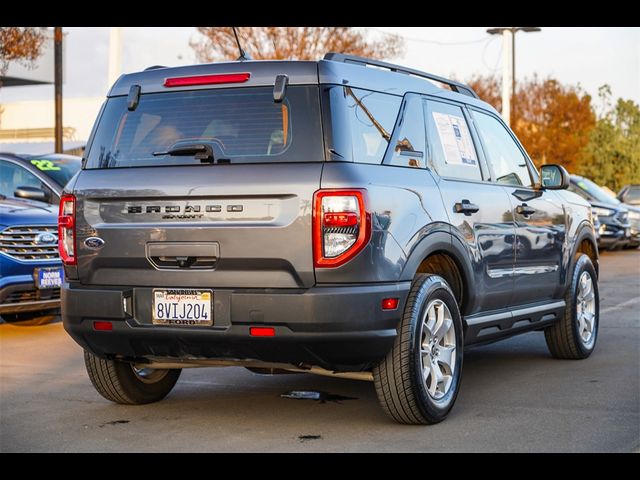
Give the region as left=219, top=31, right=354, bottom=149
left=34, top=267, right=64, bottom=289
left=152, top=289, right=213, bottom=326
left=625, top=227, right=631, bottom=238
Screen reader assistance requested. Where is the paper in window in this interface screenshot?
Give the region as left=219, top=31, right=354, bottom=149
left=432, top=112, right=478, bottom=166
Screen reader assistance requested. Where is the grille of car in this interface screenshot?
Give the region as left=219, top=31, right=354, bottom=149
left=1, top=288, right=60, bottom=305
left=0, top=226, right=59, bottom=261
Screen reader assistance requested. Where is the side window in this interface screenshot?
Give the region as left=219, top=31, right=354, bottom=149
left=388, top=96, right=426, bottom=168
left=424, top=100, right=482, bottom=181
left=341, top=87, right=402, bottom=164
left=472, top=110, right=533, bottom=187
left=0, top=161, right=46, bottom=198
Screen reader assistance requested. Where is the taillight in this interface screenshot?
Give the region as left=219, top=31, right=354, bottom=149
left=163, top=73, right=251, bottom=87
left=58, top=194, right=76, bottom=265
left=313, top=189, right=371, bottom=268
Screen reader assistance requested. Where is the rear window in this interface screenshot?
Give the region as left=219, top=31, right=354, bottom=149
left=27, top=156, right=81, bottom=187
left=85, top=86, right=324, bottom=168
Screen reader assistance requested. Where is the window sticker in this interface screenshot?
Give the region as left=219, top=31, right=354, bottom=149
left=30, top=159, right=61, bottom=171
left=432, top=112, right=477, bottom=166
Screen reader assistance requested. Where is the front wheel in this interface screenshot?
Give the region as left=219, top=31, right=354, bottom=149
left=373, top=274, right=464, bottom=425
left=84, top=350, right=181, bottom=405
left=545, top=254, right=599, bottom=359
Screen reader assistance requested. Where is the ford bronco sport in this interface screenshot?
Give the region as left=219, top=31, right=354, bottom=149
left=61, top=53, right=599, bottom=424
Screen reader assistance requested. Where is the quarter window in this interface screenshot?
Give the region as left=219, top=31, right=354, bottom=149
left=338, top=87, right=402, bottom=164
left=472, top=110, right=533, bottom=187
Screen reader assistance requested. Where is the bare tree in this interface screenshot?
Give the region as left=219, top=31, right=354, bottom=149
left=0, top=27, right=46, bottom=77
left=191, top=27, right=403, bottom=62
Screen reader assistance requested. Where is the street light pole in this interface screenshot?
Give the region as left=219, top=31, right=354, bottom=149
left=54, top=27, right=63, bottom=154
left=487, top=27, right=541, bottom=127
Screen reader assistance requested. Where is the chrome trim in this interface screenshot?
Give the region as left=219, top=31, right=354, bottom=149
left=487, top=265, right=559, bottom=278
left=0, top=225, right=60, bottom=261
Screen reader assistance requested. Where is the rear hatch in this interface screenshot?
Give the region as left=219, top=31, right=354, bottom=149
left=73, top=67, right=324, bottom=289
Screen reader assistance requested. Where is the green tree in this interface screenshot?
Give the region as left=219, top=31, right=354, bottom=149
left=577, top=86, right=640, bottom=191
left=466, top=74, right=595, bottom=172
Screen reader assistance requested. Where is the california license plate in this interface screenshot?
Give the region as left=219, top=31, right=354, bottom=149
left=34, top=267, right=64, bottom=289
left=152, top=289, right=213, bottom=326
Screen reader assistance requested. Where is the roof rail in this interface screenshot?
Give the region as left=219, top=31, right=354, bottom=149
left=323, top=52, right=478, bottom=99
left=144, top=65, right=168, bottom=71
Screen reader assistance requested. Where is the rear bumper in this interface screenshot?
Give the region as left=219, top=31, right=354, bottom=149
left=62, top=282, right=410, bottom=371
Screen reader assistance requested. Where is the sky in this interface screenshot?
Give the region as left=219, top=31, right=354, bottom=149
left=0, top=27, right=638, bottom=104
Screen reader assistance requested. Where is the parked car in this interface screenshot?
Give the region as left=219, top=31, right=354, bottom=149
left=0, top=196, right=63, bottom=323
left=0, top=153, right=82, bottom=204
left=61, top=54, right=599, bottom=424
left=617, top=184, right=640, bottom=206
left=568, top=175, right=637, bottom=249
left=0, top=154, right=81, bottom=323
left=615, top=184, right=640, bottom=248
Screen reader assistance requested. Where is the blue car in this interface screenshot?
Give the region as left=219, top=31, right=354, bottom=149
left=0, top=153, right=81, bottom=322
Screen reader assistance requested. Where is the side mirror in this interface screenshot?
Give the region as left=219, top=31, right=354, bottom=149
left=14, top=186, right=49, bottom=203
left=540, top=164, right=569, bottom=190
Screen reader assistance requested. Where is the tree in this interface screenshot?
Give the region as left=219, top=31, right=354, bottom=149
left=191, top=27, right=403, bottom=62
left=577, top=86, right=640, bottom=191
left=466, top=75, right=596, bottom=172
left=0, top=27, right=46, bottom=78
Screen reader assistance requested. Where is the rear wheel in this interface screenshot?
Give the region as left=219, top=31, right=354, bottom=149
left=373, top=274, right=464, bottom=425
left=84, top=350, right=181, bottom=405
left=545, top=254, right=599, bottom=359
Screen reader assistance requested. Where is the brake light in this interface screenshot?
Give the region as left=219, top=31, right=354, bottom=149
left=163, top=73, right=250, bottom=88
left=313, top=189, right=371, bottom=268
left=58, top=194, right=76, bottom=265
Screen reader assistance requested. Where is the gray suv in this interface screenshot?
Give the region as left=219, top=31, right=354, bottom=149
left=61, top=54, right=600, bottom=424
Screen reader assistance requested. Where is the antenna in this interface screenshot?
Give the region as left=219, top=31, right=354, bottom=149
left=232, top=27, right=252, bottom=61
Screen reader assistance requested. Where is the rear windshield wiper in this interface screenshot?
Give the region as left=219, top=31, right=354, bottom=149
left=153, top=143, right=216, bottom=163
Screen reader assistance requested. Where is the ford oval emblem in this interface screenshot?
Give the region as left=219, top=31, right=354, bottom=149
left=84, top=237, right=105, bottom=250
left=35, top=232, right=58, bottom=245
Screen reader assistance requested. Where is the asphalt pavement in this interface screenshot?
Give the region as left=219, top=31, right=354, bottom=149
left=1, top=250, right=638, bottom=452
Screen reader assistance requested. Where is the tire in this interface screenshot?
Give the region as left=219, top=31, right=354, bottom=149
left=544, top=254, right=599, bottom=359
left=84, top=350, right=181, bottom=405
left=373, top=274, right=464, bottom=425
left=1, top=311, right=58, bottom=326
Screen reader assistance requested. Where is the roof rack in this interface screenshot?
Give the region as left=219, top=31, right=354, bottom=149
left=323, top=52, right=478, bottom=99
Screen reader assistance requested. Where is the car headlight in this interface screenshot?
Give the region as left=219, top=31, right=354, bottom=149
left=592, top=206, right=616, bottom=217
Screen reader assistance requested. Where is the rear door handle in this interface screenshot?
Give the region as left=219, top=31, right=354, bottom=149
left=454, top=200, right=480, bottom=216
left=516, top=203, right=536, bottom=216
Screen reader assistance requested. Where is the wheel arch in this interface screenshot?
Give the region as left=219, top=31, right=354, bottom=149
left=400, top=230, right=476, bottom=315
left=570, top=221, right=599, bottom=277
